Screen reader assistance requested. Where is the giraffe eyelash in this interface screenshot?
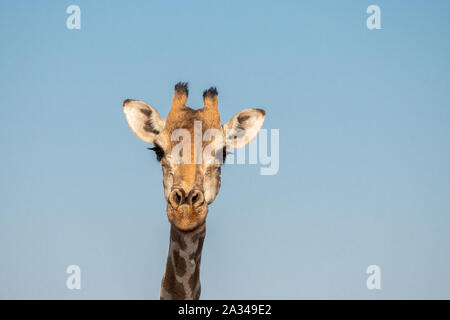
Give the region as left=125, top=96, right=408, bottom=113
left=147, top=144, right=165, bottom=162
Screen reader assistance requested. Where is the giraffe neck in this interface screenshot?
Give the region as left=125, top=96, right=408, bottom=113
left=160, top=224, right=206, bottom=300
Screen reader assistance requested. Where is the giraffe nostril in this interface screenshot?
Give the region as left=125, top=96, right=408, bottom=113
left=174, top=193, right=181, bottom=204
left=169, top=188, right=185, bottom=208
left=189, top=190, right=204, bottom=207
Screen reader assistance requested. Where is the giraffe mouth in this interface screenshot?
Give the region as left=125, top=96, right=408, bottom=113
left=166, top=202, right=208, bottom=232
left=175, top=220, right=206, bottom=234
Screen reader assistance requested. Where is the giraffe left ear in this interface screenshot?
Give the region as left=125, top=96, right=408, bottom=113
left=223, top=108, right=266, bottom=149
left=123, top=99, right=165, bottom=143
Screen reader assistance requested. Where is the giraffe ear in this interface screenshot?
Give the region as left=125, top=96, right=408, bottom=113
left=123, top=99, right=165, bottom=143
left=223, top=108, right=266, bottom=149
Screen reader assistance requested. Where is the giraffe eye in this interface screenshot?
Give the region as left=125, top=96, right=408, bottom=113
left=148, top=144, right=165, bottom=162
left=215, top=147, right=228, bottom=165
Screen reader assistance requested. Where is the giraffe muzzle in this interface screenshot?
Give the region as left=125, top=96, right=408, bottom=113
left=167, top=187, right=208, bottom=231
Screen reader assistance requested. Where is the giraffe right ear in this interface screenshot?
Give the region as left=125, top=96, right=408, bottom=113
left=123, top=99, right=165, bottom=143
left=223, top=108, right=266, bottom=149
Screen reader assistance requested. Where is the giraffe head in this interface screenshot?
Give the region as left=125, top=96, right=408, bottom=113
left=123, top=82, right=265, bottom=232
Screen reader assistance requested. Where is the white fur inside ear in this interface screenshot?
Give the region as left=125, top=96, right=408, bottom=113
left=223, top=108, right=265, bottom=149
left=123, top=99, right=165, bottom=143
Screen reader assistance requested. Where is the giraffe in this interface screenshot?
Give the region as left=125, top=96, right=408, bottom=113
left=123, top=82, right=265, bottom=299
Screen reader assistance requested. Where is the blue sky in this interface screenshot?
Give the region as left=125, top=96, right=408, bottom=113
left=0, top=0, right=449, bottom=299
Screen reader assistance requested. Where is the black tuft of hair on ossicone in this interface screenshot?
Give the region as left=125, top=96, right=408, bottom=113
left=203, top=87, right=218, bottom=99
left=174, top=82, right=189, bottom=96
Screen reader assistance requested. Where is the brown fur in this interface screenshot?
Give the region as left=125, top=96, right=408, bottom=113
left=160, top=224, right=206, bottom=300
left=159, top=86, right=222, bottom=232
left=123, top=82, right=266, bottom=300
